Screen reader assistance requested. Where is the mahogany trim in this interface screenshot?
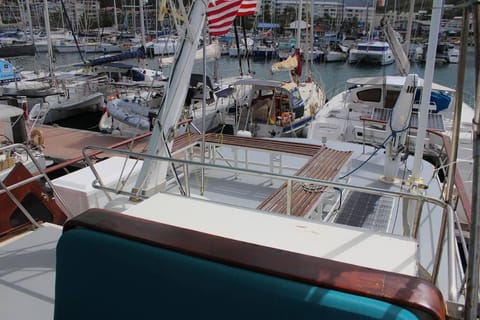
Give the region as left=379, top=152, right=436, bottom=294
left=257, top=148, right=353, bottom=216
left=64, top=209, right=446, bottom=320
left=204, top=133, right=324, bottom=156
left=0, top=222, right=35, bottom=242
left=0, top=163, right=67, bottom=234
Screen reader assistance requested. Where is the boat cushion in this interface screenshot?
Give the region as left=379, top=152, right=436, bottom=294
left=54, top=210, right=445, bottom=320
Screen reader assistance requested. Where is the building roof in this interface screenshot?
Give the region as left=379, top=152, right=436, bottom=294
left=257, top=23, right=280, bottom=29
left=288, top=20, right=309, bottom=30
left=344, top=0, right=373, bottom=7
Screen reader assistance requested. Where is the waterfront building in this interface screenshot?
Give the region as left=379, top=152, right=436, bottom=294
left=260, top=0, right=375, bottom=31
left=0, top=1, right=99, bottom=35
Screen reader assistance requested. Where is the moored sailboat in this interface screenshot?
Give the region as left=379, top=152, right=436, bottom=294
left=1, top=1, right=478, bottom=319
left=348, top=40, right=395, bottom=65
left=225, top=0, right=325, bottom=138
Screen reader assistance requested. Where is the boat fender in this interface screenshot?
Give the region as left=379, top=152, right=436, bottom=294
left=107, top=92, right=120, bottom=102
left=30, top=128, right=45, bottom=146
left=237, top=130, right=252, bottom=137
left=309, top=102, right=317, bottom=116
left=269, top=111, right=276, bottom=125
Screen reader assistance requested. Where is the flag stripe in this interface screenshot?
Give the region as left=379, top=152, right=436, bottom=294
left=237, top=0, right=258, bottom=16
left=207, top=0, right=242, bottom=36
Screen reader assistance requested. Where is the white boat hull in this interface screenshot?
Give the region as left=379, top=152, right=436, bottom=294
left=29, top=92, right=104, bottom=124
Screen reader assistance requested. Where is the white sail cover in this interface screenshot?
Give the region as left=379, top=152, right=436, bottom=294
left=159, top=42, right=221, bottom=65
left=271, top=55, right=298, bottom=72
left=384, top=23, right=410, bottom=76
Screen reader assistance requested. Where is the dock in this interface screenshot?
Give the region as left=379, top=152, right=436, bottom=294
left=0, top=122, right=150, bottom=165
left=0, top=121, right=473, bottom=226
left=36, top=125, right=149, bottom=163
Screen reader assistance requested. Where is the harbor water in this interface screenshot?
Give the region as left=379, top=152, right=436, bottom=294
left=9, top=47, right=477, bottom=109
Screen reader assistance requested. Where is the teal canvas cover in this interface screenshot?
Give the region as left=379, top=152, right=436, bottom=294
left=55, top=228, right=420, bottom=320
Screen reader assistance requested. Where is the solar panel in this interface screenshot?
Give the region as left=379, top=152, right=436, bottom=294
left=370, top=108, right=445, bottom=131
left=334, top=191, right=394, bottom=232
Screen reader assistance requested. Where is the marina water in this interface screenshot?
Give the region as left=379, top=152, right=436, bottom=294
left=10, top=47, right=476, bottom=109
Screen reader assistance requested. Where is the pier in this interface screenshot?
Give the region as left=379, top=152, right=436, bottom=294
left=0, top=122, right=150, bottom=165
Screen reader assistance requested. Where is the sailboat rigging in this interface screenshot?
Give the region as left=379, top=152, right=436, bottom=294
left=466, top=0, right=480, bottom=318
left=1, top=1, right=479, bottom=319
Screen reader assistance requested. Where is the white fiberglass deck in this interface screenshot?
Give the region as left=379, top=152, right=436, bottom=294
left=0, top=223, right=62, bottom=320
left=124, top=192, right=418, bottom=275
left=47, top=136, right=447, bottom=295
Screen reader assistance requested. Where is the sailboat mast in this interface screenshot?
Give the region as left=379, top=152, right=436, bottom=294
left=369, top=0, right=376, bottom=39
left=114, top=0, right=119, bottom=31
left=465, top=0, right=480, bottom=318
left=309, top=0, right=314, bottom=79
left=139, top=0, right=146, bottom=47
left=43, top=0, right=55, bottom=84
left=403, top=0, right=415, bottom=57
left=201, top=20, right=207, bottom=195
left=411, top=0, right=443, bottom=178
left=25, top=0, right=34, bottom=44
left=304, top=0, right=310, bottom=79
left=132, top=0, right=207, bottom=195
left=444, top=6, right=469, bottom=219
left=365, top=0, right=369, bottom=39
left=296, top=0, right=303, bottom=49
left=155, top=0, right=158, bottom=40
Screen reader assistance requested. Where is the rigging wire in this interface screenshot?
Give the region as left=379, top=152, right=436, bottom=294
left=59, top=0, right=87, bottom=65
left=162, top=132, right=186, bottom=196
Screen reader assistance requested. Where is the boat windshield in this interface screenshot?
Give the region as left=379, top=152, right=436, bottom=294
left=358, top=45, right=387, bottom=52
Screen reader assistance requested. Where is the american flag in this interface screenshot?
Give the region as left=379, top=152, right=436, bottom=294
left=207, top=0, right=258, bottom=36
left=237, top=0, right=259, bottom=17
left=207, top=0, right=242, bottom=36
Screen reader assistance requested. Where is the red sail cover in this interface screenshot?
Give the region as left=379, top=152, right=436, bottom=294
left=292, top=48, right=302, bottom=77
left=207, top=0, right=243, bottom=36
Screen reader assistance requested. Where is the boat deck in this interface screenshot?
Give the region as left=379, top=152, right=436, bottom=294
left=0, top=223, right=62, bottom=320
left=36, top=125, right=149, bottom=163
left=172, top=133, right=353, bottom=217
left=0, top=122, right=150, bottom=164
left=173, top=133, right=325, bottom=156
left=257, top=148, right=352, bottom=217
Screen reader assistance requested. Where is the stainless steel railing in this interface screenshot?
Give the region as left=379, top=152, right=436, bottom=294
left=80, top=142, right=460, bottom=302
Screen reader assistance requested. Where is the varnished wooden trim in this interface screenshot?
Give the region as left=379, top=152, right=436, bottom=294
left=257, top=148, right=353, bottom=216
left=64, top=209, right=446, bottom=320
left=0, top=163, right=67, bottom=233
left=0, top=223, right=36, bottom=242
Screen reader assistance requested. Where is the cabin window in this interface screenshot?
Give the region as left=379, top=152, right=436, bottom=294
left=291, top=89, right=302, bottom=107
left=291, top=89, right=305, bottom=118
left=257, top=89, right=274, bottom=98
left=385, top=90, right=401, bottom=108
left=356, top=88, right=381, bottom=103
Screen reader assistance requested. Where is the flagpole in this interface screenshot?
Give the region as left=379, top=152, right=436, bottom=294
left=233, top=19, right=244, bottom=75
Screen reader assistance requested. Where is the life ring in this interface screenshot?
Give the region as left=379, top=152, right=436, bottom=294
left=281, top=112, right=292, bottom=126
left=30, top=128, right=45, bottom=146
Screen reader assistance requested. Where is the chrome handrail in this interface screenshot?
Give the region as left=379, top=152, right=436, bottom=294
left=0, top=143, right=72, bottom=225
left=80, top=143, right=459, bottom=301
